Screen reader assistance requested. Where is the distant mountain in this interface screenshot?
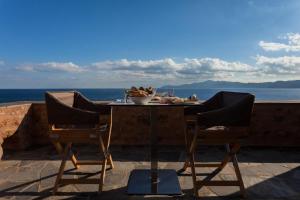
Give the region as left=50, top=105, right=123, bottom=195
left=161, top=80, right=300, bottom=89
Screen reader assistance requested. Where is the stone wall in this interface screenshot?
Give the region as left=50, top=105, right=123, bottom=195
left=110, top=106, right=185, bottom=145
left=30, top=103, right=50, bottom=145
left=1, top=102, right=300, bottom=159
left=249, top=103, right=300, bottom=146
left=0, top=104, right=33, bottom=159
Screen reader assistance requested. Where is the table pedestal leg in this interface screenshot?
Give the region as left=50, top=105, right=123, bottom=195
left=127, top=106, right=181, bottom=195
left=150, top=107, right=158, bottom=193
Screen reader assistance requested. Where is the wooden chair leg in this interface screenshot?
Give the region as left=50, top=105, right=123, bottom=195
left=108, top=154, right=114, bottom=169
left=53, top=142, right=63, bottom=154
left=69, top=143, right=80, bottom=169
left=182, top=121, right=192, bottom=171
left=189, top=130, right=199, bottom=197
left=70, top=153, right=80, bottom=169
left=219, top=143, right=239, bottom=170
left=104, top=115, right=114, bottom=170
left=53, top=141, right=78, bottom=169
left=232, top=155, right=246, bottom=198
left=189, top=151, right=199, bottom=198
left=99, top=135, right=108, bottom=192
left=189, top=141, right=245, bottom=198
left=179, top=130, right=192, bottom=173
left=182, top=158, right=190, bottom=171
left=225, top=143, right=246, bottom=198
left=53, top=143, right=71, bottom=195
left=231, top=145, right=246, bottom=198
left=99, top=157, right=108, bottom=192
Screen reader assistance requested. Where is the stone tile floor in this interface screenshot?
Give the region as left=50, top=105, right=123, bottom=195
left=0, top=145, right=300, bottom=200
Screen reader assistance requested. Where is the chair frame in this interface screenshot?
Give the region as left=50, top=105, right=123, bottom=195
left=181, top=91, right=254, bottom=198
left=46, top=92, right=114, bottom=194
left=183, top=122, right=246, bottom=198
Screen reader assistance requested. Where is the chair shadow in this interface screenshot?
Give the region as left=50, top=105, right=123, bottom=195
left=178, top=166, right=300, bottom=200
left=0, top=167, right=117, bottom=200
left=3, top=145, right=300, bottom=164
left=0, top=167, right=299, bottom=199
left=1, top=144, right=300, bottom=199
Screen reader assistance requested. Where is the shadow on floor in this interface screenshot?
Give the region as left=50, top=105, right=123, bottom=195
left=180, top=166, right=300, bottom=200
left=0, top=167, right=114, bottom=200
left=1, top=145, right=300, bottom=199
left=2, top=145, right=300, bottom=163
left=0, top=166, right=299, bottom=199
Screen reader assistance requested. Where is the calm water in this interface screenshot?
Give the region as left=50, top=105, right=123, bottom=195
left=0, top=88, right=300, bottom=103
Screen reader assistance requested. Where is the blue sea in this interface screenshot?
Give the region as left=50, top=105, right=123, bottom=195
left=1, top=88, right=300, bottom=104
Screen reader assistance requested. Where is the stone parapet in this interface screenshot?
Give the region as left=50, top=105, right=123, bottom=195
left=1, top=101, right=300, bottom=159
left=0, top=104, right=33, bottom=159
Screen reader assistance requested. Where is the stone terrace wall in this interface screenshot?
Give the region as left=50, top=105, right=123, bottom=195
left=1, top=102, right=300, bottom=158
left=0, top=104, right=33, bottom=159
left=249, top=103, right=300, bottom=146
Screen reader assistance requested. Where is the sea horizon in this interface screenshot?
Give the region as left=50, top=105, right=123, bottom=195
left=1, top=88, right=300, bottom=104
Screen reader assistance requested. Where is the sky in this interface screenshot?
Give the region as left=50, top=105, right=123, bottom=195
left=1, top=0, right=300, bottom=88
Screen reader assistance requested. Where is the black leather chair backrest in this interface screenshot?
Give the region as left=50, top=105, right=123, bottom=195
left=197, top=91, right=255, bottom=127
left=220, top=91, right=252, bottom=108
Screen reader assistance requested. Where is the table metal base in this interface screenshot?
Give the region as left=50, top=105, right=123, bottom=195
left=127, top=169, right=182, bottom=195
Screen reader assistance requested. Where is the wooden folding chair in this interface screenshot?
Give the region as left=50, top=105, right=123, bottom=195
left=45, top=91, right=114, bottom=194
left=182, top=91, right=255, bottom=198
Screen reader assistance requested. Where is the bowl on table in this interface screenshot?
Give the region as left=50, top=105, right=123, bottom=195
left=126, top=86, right=156, bottom=105
left=129, top=95, right=154, bottom=105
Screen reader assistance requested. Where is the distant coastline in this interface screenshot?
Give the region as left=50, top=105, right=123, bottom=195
left=161, top=80, right=300, bottom=89
left=2, top=87, right=300, bottom=103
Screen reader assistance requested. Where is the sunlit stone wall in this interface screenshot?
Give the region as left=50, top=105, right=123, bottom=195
left=0, top=104, right=33, bottom=159
left=1, top=101, right=300, bottom=159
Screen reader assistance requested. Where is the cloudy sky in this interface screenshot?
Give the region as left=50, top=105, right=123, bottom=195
left=1, top=0, right=300, bottom=88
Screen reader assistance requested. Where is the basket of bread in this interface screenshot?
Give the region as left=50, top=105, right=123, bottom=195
left=125, top=86, right=156, bottom=105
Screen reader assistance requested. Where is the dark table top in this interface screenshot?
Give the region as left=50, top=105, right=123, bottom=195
left=108, top=102, right=200, bottom=107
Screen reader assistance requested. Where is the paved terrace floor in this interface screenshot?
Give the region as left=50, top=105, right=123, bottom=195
left=0, top=145, right=300, bottom=200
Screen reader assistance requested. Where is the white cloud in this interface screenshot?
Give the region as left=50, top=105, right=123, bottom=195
left=259, top=33, right=300, bottom=52
left=90, top=55, right=300, bottom=83
left=179, top=58, right=254, bottom=73
left=0, top=60, right=4, bottom=66
left=13, top=51, right=300, bottom=86
left=256, top=55, right=300, bottom=74
left=18, top=62, right=85, bottom=73
left=16, top=58, right=255, bottom=80
left=258, top=41, right=292, bottom=52
left=283, top=33, right=300, bottom=46
left=91, top=57, right=257, bottom=82
left=91, top=58, right=182, bottom=84
left=92, top=58, right=181, bottom=74
left=7, top=31, right=300, bottom=87
left=176, top=58, right=257, bottom=81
